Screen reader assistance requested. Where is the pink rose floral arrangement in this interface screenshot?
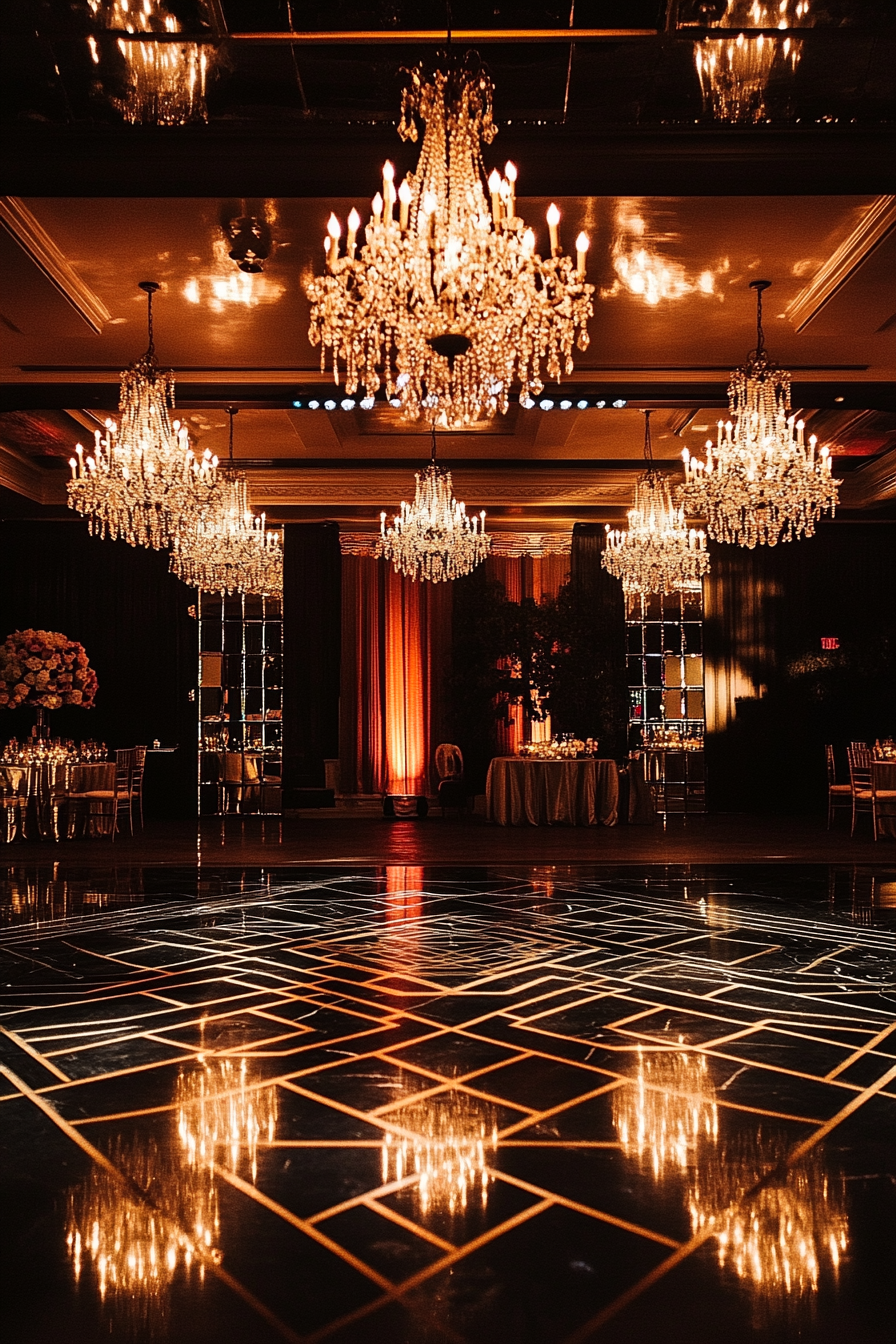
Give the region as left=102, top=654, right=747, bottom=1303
left=0, top=629, right=98, bottom=710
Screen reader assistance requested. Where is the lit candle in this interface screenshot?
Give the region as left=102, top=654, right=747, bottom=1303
left=382, top=160, right=395, bottom=222
left=372, top=192, right=383, bottom=223
left=522, top=227, right=535, bottom=258
left=346, top=207, right=360, bottom=257
left=546, top=203, right=561, bottom=256
left=398, top=179, right=412, bottom=231
left=575, top=230, right=589, bottom=279
left=504, top=160, right=517, bottom=217
left=327, top=213, right=341, bottom=268
left=487, top=168, right=503, bottom=225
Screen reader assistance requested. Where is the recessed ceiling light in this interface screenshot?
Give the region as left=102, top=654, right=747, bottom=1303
left=539, top=399, right=554, bottom=411
left=521, top=397, right=535, bottom=409
left=360, top=397, right=375, bottom=409
left=595, top=400, right=606, bottom=408
left=577, top=399, right=589, bottom=410
left=340, top=398, right=356, bottom=410
left=834, top=396, right=844, bottom=403
left=292, top=400, right=303, bottom=408
left=612, top=399, right=627, bottom=408
left=324, top=400, right=337, bottom=410
left=560, top=400, right=572, bottom=410
left=308, top=400, right=320, bottom=409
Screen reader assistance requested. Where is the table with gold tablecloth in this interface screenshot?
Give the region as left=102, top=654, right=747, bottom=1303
left=486, top=757, right=619, bottom=827
left=873, top=761, right=896, bottom=839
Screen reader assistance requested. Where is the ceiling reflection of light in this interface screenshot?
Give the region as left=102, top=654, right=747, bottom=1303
left=383, top=1091, right=498, bottom=1218
left=613, top=1044, right=849, bottom=1314
left=183, top=240, right=286, bottom=312
left=65, top=1058, right=277, bottom=1323
left=602, top=202, right=727, bottom=307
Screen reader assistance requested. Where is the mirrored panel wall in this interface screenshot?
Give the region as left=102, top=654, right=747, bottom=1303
left=197, top=592, right=282, bottom=816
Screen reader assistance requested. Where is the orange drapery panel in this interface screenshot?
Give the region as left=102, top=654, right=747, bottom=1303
left=340, top=556, right=451, bottom=796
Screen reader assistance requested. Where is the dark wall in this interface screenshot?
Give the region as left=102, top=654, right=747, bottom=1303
left=0, top=508, right=197, bottom=816
left=282, top=522, right=341, bottom=799
left=567, top=524, right=629, bottom=759
left=704, top=521, right=896, bottom=813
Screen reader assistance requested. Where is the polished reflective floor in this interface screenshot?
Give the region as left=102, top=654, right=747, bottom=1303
left=1, top=865, right=894, bottom=1343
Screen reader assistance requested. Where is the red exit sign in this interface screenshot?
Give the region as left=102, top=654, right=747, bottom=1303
left=821, top=637, right=840, bottom=650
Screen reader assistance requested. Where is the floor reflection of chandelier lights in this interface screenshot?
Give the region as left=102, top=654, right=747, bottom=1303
left=68, top=282, right=219, bottom=550
left=382, top=1092, right=497, bottom=1218
left=170, top=408, right=284, bottom=596
left=602, top=411, right=709, bottom=596
left=87, top=1, right=216, bottom=126
left=695, top=1, right=809, bottom=124
left=680, top=281, right=839, bottom=548
left=306, top=52, right=594, bottom=427
left=378, top=430, right=490, bottom=583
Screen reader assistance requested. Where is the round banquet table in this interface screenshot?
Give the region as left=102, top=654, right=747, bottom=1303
left=873, top=761, right=896, bottom=839
left=486, top=756, right=619, bottom=827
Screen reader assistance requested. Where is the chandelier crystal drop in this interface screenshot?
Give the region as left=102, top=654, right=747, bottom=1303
left=87, top=0, right=217, bottom=126
left=378, top=430, right=490, bottom=583
left=602, top=412, right=709, bottom=597
left=170, top=409, right=284, bottom=596
left=306, top=53, right=594, bottom=427
left=679, top=281, right=839, bottom=548
left=68, top=282, right=219, bottom=549
left=694, top=1, right=809, bottom=124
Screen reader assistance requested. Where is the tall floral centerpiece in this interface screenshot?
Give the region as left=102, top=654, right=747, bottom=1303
left=0, top=630, right=98, bottom=733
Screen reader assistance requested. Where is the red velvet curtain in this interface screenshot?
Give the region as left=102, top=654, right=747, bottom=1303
left=340, top=557, right=451, bottom=796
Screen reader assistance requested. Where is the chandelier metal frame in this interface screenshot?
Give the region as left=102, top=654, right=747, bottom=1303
left=679, top=280, right=839, bottom=548
left=377, top=428, right=490, bottom=583
left=306, top=50, right=594, bottom=427
left=169, top=408, right=283, bottom=597
left=603, top=411, right=709, bottom=597
left=68, top=281, right=219, bottom=550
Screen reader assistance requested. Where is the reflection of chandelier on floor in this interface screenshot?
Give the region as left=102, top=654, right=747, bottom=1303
left=86, top=0, right=217, bottom=126
left=170, top=408, right=283, bottom=596
left=695, top=1, right=809, bottom=124
left=378, top=429, right=490, bottom=583
left=306, top=53, right=594, bottom=427
left=603, top=412, right=709, bottom=596
left=68, top=282, right=219, bottom=550
left=679, top=281, right=839, bottom=548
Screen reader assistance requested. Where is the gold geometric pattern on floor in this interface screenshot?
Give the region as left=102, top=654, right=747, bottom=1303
left=1, top=867, right=894, bottom=1343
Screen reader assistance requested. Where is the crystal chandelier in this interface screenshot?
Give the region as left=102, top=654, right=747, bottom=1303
left=68, top=282, right=219, bottom=549
left=378, top=429, right=490, bottom=583
left=679, top=281, right=839, bottom=548
left=170, top=408, right=283, bottom=596
left=603, top=411, right=709, bottom=596
left=306, top=53, right=594, bottom=427
left=86, top=1, right=217, bottom=127
left=694, top=1, right=809, bottom=125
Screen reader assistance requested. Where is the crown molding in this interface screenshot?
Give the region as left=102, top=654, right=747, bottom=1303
left=838, top=444, right=896, bottom=508
left=340, top=529, right=573, bottom=558
left=785, top=194, right=896, bottom=334
left=0, top=439, right=65, bottom=505
left=0, top=197, right=111, bottom=336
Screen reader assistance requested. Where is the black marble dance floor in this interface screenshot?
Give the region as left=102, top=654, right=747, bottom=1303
left=1, top=866, right=894, bottom=1343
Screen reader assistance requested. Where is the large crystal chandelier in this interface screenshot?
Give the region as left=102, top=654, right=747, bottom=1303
left=169, top=408, right=283, bottom=596
left=68, top=282, right=218, bottom=549
left=603, top=412, right=709, bottom=596
left=679, top=281, right=839, bottom=548
left=378, top=429, right=490, bottom=583
left=694, top=1, right=809, bottom=124
left=306, top=53, right=594, bottom=427
left=86, top=1, right=217, bottom=126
